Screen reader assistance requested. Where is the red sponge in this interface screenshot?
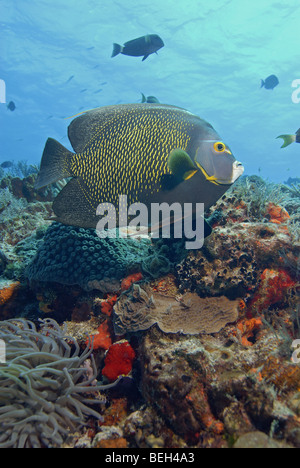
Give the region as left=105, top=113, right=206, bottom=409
left=102, top=341, right=135, bottom=382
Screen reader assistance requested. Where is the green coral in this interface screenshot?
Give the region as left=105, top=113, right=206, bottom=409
left=0, top=160, right=39, bottom=181
left=3, top=227, right=47, bottom=281
left=0, top=188, right=27, bottom=222
left=26, top=223, right=185, bottom=290
left=283, top=183, right=300, bottom=198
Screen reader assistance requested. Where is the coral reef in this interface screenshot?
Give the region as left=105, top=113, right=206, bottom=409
left=121, top=273, right=143, bottom=291
left=0, top=174, right=300, bottom=448
left=266, top=202, right=290, bottom=224
left=99, top=295, right=118, bottom=317
left=102, top=341, right=136, bottom=382
left=0, top=161, right=39, bottom=180
left=139, top=326, right=300, bottom=447
left=176, top=221, right=298, bottom=299
left=86, top=319, right=113, bottom=351
left=113, top=284, right=240, bottom=335
left=250, top=268, right=296, bottom=313
left=25, top=223, right=183, bottom=291
left=236, top=317, right=263, bottom=346
left=0, top=282, right=20, bottom=306
left=26, top=223, right=148, bottom=291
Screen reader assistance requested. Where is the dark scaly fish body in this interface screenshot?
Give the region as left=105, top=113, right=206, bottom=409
left=35, top=104, right=244, bottom=229
left=261, top=74, right=279, bottom=90
left=111, top=34, right=164, bottom=61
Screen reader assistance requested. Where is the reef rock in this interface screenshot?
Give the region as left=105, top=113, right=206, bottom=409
left=113, top=283, right=239, bottom=335
left=176, top=221, right=298, bottom=299
left=139, top=327, right=300, bottom=447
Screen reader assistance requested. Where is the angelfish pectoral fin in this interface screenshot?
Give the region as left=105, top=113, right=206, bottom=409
left=276, top=134, right=296, bottom=148
left=161, top=149, right=198, bottom=191
left=167, top=149, right=198, bottom=181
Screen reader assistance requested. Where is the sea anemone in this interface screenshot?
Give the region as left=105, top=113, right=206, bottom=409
left=0, top=318, right=118, bottom=448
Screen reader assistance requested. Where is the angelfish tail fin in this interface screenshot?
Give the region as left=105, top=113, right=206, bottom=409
left=35, top=138, right=75, bottom=189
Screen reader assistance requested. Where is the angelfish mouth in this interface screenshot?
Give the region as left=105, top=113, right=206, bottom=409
left=232, top=161, right=244, bottom=182
left=215, top=161, right=244, bottom=185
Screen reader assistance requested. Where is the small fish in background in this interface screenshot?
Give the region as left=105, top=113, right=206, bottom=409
left=260, top=75, right=279, bottom=90
left=7, top=101, right=16, bottom=111
left=65, top=75, right=75, bottom=84
left=111, top=34, right=164, bottom=61
left=276, top=128, right=300, bottom=148
left=1, top=161, right=14, bottom=169
left=284, top=176, right=300, bottom=186
left=141, top=93, right=160, bottom=103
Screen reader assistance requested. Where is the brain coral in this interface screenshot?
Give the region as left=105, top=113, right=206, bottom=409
left=26, top=223, right=174, bottom=291
left=113, top=284, right=239, bottom=335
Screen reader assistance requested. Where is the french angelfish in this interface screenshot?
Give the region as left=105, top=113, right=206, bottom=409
left=35, top=103, right=244, bottom=232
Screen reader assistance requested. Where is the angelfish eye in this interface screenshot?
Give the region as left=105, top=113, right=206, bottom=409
left=213, top=142, right=226, bottom=153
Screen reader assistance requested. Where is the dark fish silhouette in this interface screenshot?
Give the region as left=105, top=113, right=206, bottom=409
left=141, top=93, right=160, bottom=103
left=261, top=75, right=279, bottom=90
left=7, top=101, right=16, bottom=111
left=1, top=161, right=13, bottom=168
left=111, top=34, right=164, bottom=61
left=276, top=128, right=300, bottom=148
left=65, top=75, right=74, bottom=84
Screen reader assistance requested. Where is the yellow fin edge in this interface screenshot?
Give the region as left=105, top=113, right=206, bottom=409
left=195, top=162, right=220, bottom=185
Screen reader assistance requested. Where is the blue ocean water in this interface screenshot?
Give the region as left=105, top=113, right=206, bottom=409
left=0, top=0, right=299, bottom=183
